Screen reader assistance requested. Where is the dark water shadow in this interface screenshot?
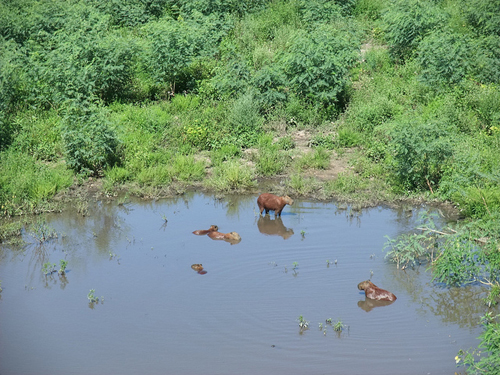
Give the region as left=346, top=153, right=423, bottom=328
left=257, top=216, right=294, bottom=240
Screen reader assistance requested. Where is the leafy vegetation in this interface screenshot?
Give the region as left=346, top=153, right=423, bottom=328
left=1, top=0, right=500, bottom=368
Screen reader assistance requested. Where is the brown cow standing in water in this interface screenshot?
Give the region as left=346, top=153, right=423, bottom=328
left=357, top=280, right=397, bottom=302
left=257, top=193, right=293, bottom=217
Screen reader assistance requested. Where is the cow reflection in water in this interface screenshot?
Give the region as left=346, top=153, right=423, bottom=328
left=257, top=215, right=294, bottom=240
left=357, top=299, right=395, bottom=312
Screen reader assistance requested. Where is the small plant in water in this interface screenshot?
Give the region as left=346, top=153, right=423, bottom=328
left=297, top=315, right=309, bottom=330
left=483, top=285, right=500, bottom=307
left=292, top=262, right=299, bottom=270
left=30, top=219, right=57, bottom=243
left=0, top=280, right=2, bottom=292
left=300, top=230, right=306, bottom=238
left=42, top=262, right=57, bottom=275
left=325, top=318, right=333, bottom=324
left=88, top=289, right=99, bottom=303
left=58, top=260, right=68, bottom=275
left=333, top=319, right=345, bottom=332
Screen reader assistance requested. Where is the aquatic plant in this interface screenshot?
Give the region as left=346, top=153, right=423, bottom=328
left=58, top=259, right=68, bottom=275
left=300, top=230, right=306, bottom=238
left=87, top=289, right=99, bottom=303
left=297, top=315, right=309, bottom=330
left=30, top=220, right=58, bottom=243
left=292, top=262, right=299, bottom=270
left=456, top=313, right=500, bottom=374
left=383, top=212, right=441, bottom=269
left=76, top=199, right=89, bottom=216
left=42, top=262, right=57, bottom=275
left=483, top=285, right=500, bottom=308
left=333, top=319, right=345, bottom=332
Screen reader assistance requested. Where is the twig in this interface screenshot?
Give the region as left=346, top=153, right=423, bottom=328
left=480, top=191, right=491, bottom=216
left=474, top=237, right=490, bottom=245
left=416, top=227, right=451, bottom=235
left=425, top=177, right=434, bottom=194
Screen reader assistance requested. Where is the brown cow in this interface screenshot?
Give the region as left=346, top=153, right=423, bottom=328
left=257, top=193, right=293, bottom=217
left=357, top=280, right=397, bottom=302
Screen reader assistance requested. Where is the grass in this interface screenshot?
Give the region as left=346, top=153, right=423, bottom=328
left=295, top=147, right=330, bottom=170
left=205, top=160, right=256, bottom=192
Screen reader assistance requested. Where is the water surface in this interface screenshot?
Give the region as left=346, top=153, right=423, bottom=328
left=0, top=193, right=491, bottom=375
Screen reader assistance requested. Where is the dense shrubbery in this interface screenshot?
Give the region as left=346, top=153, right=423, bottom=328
left=381, top=0, right=447, bottom=61
left=61, top=100, right=121, bottom=176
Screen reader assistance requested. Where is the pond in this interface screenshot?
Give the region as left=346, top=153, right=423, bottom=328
left=0, top=193, right=492, bottom=375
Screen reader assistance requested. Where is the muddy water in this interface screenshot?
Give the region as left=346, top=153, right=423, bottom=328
left=0, top=193, right=492, bottom=375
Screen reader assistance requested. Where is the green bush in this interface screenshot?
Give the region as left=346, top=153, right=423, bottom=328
left=439, top=134, right=500, bottom=201
left=353, top=0, right=386, bottom=20
left=176, top=0, right=267, bottom=17
left=389, top=119, right=453, bottom=192
left=299, top=0, right=343, bottom=25
left=225, top=91, right=263, bottom=148
left=417, top=30, right=472, bottom=87
left=381, top=0, right=447, bottom=61
left=145, top=13, right=223, bottom=94
left=61, top=101, right=121, bottom=176
left=90, top=0, right=168, bottom=27
left=279, top=23, right=359, bottom=108
left=472, top=35, right=500, bottom=85
left=23, top=6, right=138, bottom=106
left=336, top=129, right=363, bottom=148
left=462, top=0, right=500, bottom=36
left=251, top=64, right=288, bottom=110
